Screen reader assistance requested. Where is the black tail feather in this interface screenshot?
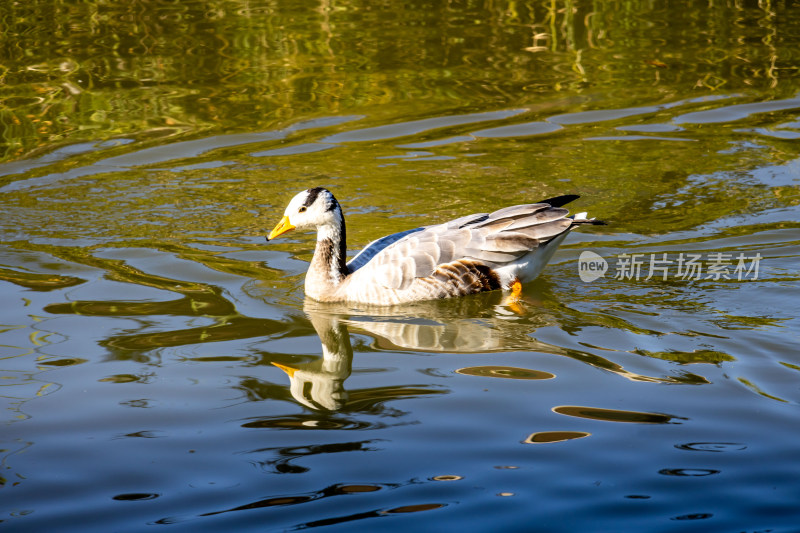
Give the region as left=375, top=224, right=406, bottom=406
left=539, top=194, right=580, bottom=207
left=541, top=194, right=608, bottom=225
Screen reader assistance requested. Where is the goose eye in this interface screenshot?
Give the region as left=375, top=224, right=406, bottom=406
left=298, top=206, right=307, bottom=213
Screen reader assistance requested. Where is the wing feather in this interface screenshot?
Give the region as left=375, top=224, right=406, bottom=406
left=463, top=248, right=520, bottom=263
left=411, top=240, right=441, bottom=264
left=480, top=203, right=549, bottom=222
left=410, top=251, right=437, bottom=277
left=447, top=213, right=489, bottom=229
left=504, top=207, right=569, bottom=230
left=514, top=219, right=573, bottom=241
left=347, top=201, right=578, bottom=291
left=347, top=226, right=425, bottom=272
left=436, top=237, right=456, bottom=264
left=373, top=256, right=416, bottom=289
left=484, top=233, right=540, bottom=252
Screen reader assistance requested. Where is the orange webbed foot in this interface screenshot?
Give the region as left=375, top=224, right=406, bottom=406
left=503, top=279, right=525, bottom=314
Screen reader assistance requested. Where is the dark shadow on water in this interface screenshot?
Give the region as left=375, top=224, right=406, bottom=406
left=185, top=478, right=445, bottom=530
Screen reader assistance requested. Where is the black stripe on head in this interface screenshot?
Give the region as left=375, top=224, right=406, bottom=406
left=304, top=187, right=339, bottom=212
left=303, top=187, right=325, bottom=207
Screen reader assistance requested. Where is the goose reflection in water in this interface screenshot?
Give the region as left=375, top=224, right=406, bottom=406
left=273, top=294, right=709, bottom=412
left=272, top=310, right=353, bottom=411
left=272, top=293, right=537, bottom=411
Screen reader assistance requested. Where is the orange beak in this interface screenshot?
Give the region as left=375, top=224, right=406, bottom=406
left=267, top=216, right=295, bottom=241
left=272, top=361, right=297, bottom=377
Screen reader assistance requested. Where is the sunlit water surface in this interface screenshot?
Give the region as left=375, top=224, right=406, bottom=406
left=2, top=1, right=800, bottom=532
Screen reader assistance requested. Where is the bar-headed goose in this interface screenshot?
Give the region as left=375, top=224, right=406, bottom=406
left=267, top=187, right=603, bottom=305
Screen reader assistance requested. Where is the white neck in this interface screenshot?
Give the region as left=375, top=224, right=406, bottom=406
left=317, top=223, right=340, bottom=244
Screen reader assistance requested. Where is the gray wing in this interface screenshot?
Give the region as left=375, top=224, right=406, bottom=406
left=346, top=226, right=425, bottom=273
left=349, top=202, right=579, bottom=290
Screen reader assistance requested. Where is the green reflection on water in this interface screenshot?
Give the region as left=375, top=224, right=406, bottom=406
left=2, top=0, right=800, bottom=162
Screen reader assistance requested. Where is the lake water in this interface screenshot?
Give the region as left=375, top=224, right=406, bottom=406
left=2, top=1, right=800, bottom=531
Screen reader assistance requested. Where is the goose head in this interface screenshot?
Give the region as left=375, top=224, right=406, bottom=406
left=267, top=187, right=342, bottom=241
